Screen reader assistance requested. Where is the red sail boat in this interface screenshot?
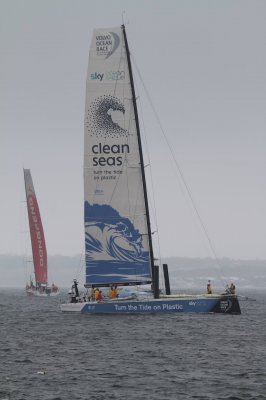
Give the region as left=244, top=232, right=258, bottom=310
left=24, top=169, right=59, bottom=296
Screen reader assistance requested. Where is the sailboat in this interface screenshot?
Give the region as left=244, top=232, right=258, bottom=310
left=24, top=169, right=59, bottom=296
left=60, top=25, right=240, bottom=314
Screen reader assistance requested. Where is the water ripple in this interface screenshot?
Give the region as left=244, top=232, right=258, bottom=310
left=0, top=289, right=265, bottom=399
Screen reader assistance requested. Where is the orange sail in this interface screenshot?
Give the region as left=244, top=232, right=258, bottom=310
left=24, top=169, right=47, bottom=286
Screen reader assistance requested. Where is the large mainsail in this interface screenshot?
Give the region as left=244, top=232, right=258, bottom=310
left=84, top=26, right=153, bottom=287
left=24, top=169, right=48, bottom=286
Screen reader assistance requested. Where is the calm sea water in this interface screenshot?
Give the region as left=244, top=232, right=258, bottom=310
left=0, top=289, right=266, bottom=400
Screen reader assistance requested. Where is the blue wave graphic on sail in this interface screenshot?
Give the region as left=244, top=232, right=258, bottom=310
left=84, top=202, right=151, bottom=285
left=85, top=202, right=148, bottom=262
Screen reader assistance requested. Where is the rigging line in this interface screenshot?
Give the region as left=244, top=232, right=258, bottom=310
left=74, top=251, right=85, bottom=282
left=123, top=25, right=155, bottom=279
left=134, top=76, right=162, bottom=267
left=125, top=101, right=145, bottom=229
left=132, top=56, right=222, bottom=271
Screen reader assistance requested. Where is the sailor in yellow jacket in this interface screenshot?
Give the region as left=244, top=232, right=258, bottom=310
left=108, top=286, right=116, bottom=298
left=207, top=280, right=212, bottom=294
left=94, top=288, right=100, bottom=300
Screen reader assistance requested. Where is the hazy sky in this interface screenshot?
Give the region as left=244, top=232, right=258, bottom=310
left=1, top=0, right=266, bottom=260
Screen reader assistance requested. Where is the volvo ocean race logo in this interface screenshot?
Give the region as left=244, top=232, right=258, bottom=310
left=95, top=32, right=120, bottom=59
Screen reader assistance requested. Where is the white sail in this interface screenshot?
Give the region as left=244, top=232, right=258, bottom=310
left=84, top=27, right=152, bottom=286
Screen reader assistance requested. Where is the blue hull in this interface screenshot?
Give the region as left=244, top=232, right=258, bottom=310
left=79, top=295, right=241, bottom=314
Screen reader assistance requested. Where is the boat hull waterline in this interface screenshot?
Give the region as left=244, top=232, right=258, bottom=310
left=60, top=295, right=241, bottom=314
left=26, top=289, right=60, bottom=297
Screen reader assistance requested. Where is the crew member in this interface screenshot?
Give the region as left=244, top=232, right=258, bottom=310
left=207, top=280, right=212, bottom=294
left=97, top=290, right=103, bottom=302
left=229, top=283, right=236, bottom=294
left=113, top=285, right=118, bottom=298
left=95, top=288, right=100, bottom=300
left=109, top=286, right=115, bottom=298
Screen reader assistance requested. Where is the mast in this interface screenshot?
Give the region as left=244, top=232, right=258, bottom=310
left=121, top=24, right=155, bottom=279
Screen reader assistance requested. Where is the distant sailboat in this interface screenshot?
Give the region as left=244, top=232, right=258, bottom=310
left=61, top=25, right=240, bottom=314
left=24, top=169, right=59, bottom=296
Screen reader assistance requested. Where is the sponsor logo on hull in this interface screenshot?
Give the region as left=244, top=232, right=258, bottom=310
left=81, top=298, right=220, bottom=314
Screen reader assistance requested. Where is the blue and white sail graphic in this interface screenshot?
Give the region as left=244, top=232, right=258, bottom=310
left=84, top=203, right=150, bottom=285
left=84, top=26, right=152, bottom=286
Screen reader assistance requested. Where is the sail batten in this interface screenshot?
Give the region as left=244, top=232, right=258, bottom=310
left=84, top=26, right=153, bottom=287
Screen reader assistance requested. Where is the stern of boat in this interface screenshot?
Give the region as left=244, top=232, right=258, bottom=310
left=211, top=295, right=241, bottom=314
